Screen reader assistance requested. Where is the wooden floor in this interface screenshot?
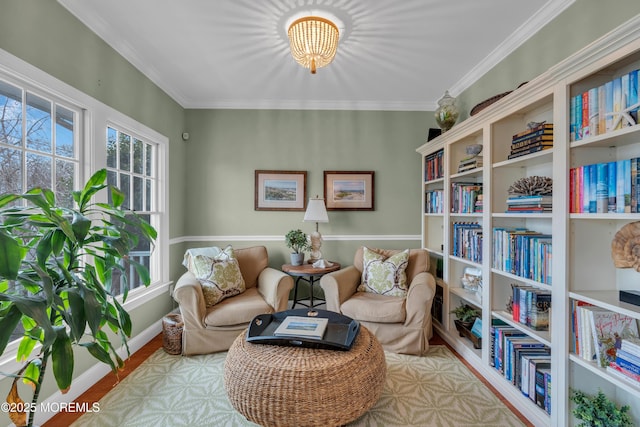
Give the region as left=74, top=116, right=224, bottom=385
left=45, top=332, right=532, bottom=427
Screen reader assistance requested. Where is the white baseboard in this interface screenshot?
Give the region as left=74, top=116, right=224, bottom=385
left=33, top=320, right=162, bottom=424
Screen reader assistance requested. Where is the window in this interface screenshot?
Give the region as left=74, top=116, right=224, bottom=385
left=0, top=79, right=79, bottom=206
left=0, top=51, right=169, bottom=372
left=105, top=126, right=158, bottom=295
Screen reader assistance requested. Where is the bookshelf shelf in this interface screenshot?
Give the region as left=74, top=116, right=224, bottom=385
left=417, top=15, right=640, bottom=426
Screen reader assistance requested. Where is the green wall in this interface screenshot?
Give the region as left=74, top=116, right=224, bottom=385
left=182, top=109, right=432, bottom=265
left=456, top=0, right=640, bottom=120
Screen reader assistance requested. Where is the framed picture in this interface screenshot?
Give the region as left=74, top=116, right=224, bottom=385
left=324, top=171, right=375, bottom=211
left=255, top=170, right=307, bottom=211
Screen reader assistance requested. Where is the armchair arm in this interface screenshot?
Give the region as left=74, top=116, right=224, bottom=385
left=173, top=272, right=207, bottom=328
left=320, top=266, right=361, bottom=312
left=257, top=267, right=294, bottom=311
left=404, top=271, right=437, bottom=326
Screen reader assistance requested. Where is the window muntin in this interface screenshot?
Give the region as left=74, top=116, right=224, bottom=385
left=106, top=126, right=157, bottom=296
left=0, top=78, right=78, bottom=208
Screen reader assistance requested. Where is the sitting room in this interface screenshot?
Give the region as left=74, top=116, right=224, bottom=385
left=1, top=1, right=640, bottom=426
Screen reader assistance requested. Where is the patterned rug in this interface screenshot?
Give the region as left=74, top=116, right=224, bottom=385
left=72, top=345, right=525, bottom=427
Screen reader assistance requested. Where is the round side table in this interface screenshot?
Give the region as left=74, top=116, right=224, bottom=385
left=282, top=262, right=340, bottom=309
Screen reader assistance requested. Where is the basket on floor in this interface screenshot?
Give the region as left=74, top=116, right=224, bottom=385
left=162, top=313, right=184, bottom=355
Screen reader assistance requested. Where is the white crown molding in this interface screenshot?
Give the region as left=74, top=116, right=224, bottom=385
left=169, top=234, right=421, bottom=245
left=184, top=98, right=438, bottom=111
left=449, top=0, right=575, bottom=97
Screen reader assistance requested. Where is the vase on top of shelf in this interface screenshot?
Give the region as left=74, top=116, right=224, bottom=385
left=434, top=91, right=459, bottom=132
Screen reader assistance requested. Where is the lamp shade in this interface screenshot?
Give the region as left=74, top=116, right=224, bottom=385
left=304, top=198, right=329, bottom=223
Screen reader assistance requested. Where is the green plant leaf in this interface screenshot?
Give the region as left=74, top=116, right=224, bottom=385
left=81, top=341, right=116, bottom=373
left=12, top=298, right=56, bottom=349
left=51, top=229, right=66, bottom=255
left=66, top=290, right=86, bottom=342
left=0, top=193, right=19, bottom=208
left=113, top=299, right=132, bottom=337
left=110, top=186, right=125, bottom=208
left=0, top=230, right=24, bottom=280
left=83, top=290, right=102, bottom=336
left=35, top=230, right=53, bottom=268
left=51, top=328, right=73, bottom=393
left=0, top=305, right=22, bottom=354
left=78, top=169, right=107, bottom=210
left=71, top=212, right=91, bottom=243
left=17, top=335, right=38, bottom=363
left=23, top=358, right=41, bottom=389
left=41, top=188, right=56, bottom=207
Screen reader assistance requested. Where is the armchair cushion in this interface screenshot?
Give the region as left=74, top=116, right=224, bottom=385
left=357, top=247, right=409, bottom=297
left=204, top=287, right=271, bottom=326
left=186, top=245, right=246, bottom=307
left=341, top=292, right=407, bottom=323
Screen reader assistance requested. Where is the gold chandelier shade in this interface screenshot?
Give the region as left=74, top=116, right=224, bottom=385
left=287, top=16, right=339, bottom=74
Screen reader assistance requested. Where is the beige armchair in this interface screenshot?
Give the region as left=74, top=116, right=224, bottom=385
left=320, top=247, right=436, bottom=356
left=174, top=246, right=294, bottom=355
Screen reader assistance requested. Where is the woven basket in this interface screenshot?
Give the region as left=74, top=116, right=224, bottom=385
left=224, top=326, right=386, bottom=427
left=162, top=313, right=183, bottom=355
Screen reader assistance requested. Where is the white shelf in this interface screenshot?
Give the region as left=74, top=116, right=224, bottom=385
left=416, top=16, right=640, bottom=426
left=569, top=291, right=640, bottom=320
left=450, top=287, right=482, bottom=307
left=492, top=310, right=552, bottom=347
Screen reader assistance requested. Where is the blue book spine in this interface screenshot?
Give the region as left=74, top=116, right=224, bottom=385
left=608, top=161, right=617, bottom=212
left=570, top=95, right=577, bottom=141
left=589, top=164, right=597, bottom=213
left=624, top=159, right=632, bottom=213
left=616, top=357, right=640, bottom=375
left=605, top=80, right=614, bottom=132
left=583, top=165, right=591, bottom=213
left=629, top=69, right=639, bottom=124
left=576, top=94, right=583, bottom=140
left=617, top=160, right=626, bottom=213
left=617, top=349, right=640, bottom=366
left=596, top=162, right=608, bottom=213
left=632, top=158, right=638, bottom=214
left=589, top=87, right=599, bottom=135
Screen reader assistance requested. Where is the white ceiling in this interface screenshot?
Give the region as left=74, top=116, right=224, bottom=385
left=58, top=0, right=573, bottom=111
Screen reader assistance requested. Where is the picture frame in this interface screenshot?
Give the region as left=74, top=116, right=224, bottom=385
left=255, top=170, right=307, bottom=211
left=324, top=171, right=375, bottom=211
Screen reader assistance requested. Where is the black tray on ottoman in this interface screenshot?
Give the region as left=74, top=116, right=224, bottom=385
left=246, top=308, right=360, bottom=351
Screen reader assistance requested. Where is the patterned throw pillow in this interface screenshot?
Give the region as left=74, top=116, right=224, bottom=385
left=187, top=245, right=246, bottom=307
left=182, top=246, right=223, bottom=271
left=357, top=247, right=410, bottom=297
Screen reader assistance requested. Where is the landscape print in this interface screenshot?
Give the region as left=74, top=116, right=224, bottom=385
left=333, top=179, right=365, bottom=201
left=264, top=179, right=297, bottom=201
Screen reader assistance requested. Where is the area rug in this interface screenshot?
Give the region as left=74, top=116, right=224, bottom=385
left=72, top=345, right=525, bottom=427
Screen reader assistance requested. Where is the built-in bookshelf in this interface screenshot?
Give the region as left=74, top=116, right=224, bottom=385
left=417, top=15, right=640, bottom=427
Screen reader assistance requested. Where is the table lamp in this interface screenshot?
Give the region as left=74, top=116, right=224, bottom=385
left=303, top=196, right=329, bottom=264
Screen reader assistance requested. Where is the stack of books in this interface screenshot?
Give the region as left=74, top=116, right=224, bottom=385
left=508, top=124, right=554, bottom=160
left=506, top=195, right=552, bottom=213
left=606, top=338, right=640, bottom=385
left=458, top=155, right=483, bottom=173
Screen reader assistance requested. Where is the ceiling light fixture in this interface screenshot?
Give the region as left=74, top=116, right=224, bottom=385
left=287, top=16, right=339, bottom=74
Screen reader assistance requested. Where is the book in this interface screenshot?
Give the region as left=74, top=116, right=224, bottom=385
left=629, top=69, right=639, bottom=124
left=273, top=316, right=329, bottom=339
left=607, top=362, right=640, bottom=384
left=596, top=162, right=608, bottom=213
left=535, top=367, right=551, bottom=410
left=621, top=337, right=640, bottom=356
left=608, top=161, right=617, bottom=212
left=509, top=139, right=554, bottom=153
left=507, top=145, right=552, bottom=160
left=589, top=86, right=599, bottom=135
left=511, top=123, right=553, bottom=141
left=589, top=310, right=640, bottom=368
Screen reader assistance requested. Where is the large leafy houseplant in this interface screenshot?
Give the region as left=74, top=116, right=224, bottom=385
left=0, top=169, right=156, bottom=427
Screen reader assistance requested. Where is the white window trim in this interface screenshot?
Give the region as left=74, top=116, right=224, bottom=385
left=0, top=47, right=171, bottom=372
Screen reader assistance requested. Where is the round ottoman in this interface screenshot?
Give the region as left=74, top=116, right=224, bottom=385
left=224, top=326, right=386, bottom=427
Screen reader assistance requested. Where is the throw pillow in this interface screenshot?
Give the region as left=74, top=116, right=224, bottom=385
left=187, top=245, right=246, bottom=307
left=358, top=247, right=410, bottom=297
left=182, top=246, right=223, bottom=271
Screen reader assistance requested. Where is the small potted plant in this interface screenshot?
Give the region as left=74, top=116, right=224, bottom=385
left=570, top=388, right=632, bottom=427
left=450, top=303, right=481, bottom=330
left=285, top=229, right=310, bottom=266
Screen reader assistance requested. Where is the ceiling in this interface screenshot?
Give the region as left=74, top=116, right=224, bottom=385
left=58, top=0, right=573, bottom=111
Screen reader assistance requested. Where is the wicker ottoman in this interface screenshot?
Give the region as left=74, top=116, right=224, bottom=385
left=224, top=326, right=386, bottom=427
